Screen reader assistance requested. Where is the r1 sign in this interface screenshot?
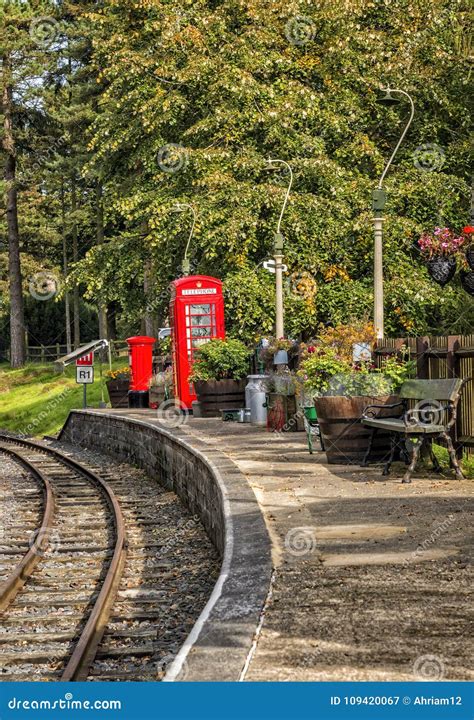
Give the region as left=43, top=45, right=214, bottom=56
left=76, top=366, right=94, bottom=384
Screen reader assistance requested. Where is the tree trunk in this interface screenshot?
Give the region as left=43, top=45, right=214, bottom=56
left=96, top=182, right=108, bottom=339
left=2, top=52, right=25, bottom=368
left=107, top=301, right=118, bottom=340
left=71, top=178, right=80, bottom=348
left=61, top=180, right=72, bottom=353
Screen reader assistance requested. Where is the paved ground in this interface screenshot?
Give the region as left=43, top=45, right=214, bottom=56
left=175, top=417, right=473, bottom=682
left=86, top=411, right=473, bottom=681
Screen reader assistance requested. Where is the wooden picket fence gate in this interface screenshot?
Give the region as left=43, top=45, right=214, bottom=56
left=375, top=335, right=474, bottom=455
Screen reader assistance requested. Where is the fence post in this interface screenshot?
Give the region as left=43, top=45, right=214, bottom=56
left=446, top=335, right=460, bottom=379
left=447, top=336, right=463, bottom=457
left=40, top=345, right=45, bottom=364
left=416, top=336, right=429, bottom=379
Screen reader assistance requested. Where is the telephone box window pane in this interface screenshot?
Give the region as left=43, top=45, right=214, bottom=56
left=190, top=304, right=211, bottom=315
left=192, top=338, right=209, bottom=348
left=191, top=315, right=211, bottom=326
left=191, top=327, right=211, bottom=337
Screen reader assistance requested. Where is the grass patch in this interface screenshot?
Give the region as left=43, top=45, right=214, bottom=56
left=433, top=443, right=474, bottom=479
left=0, top=360, right=121, bottom=438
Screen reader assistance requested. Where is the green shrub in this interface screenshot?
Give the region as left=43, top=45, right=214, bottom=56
left=189, top=338, right=250, bottom=382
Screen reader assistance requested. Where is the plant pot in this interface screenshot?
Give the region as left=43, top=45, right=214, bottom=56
left=460, top=270, right=474, bottom=296
left=106, top=379, right=130, bottom=408
left=466, top=247, right=474, bottom=271
left=194, top=379, right=246, bottom=418
left=149, top=387, right=166, bottom=407
left=314, top=395, right=399, bottom=464
left=273, top=350, right=288, bottom=365
left=266, top=393, right=304, bottom=432
left=426, top=256, right=456, bottom=286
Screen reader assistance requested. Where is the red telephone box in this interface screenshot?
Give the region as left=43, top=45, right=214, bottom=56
left=170, top=276, right=225, bottom=409
left=127, top=335, right=156, bottom=408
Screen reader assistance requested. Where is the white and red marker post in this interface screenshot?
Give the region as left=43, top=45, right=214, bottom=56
left=76, top=352, right=94, bottom=408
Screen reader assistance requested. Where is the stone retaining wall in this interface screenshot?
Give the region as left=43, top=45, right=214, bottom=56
left=59, top=410, right=272, bottom=681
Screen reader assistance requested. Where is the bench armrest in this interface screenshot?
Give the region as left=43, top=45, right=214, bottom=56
left=362, top=400, right=406, bottom=420
left=404, top=402, right=452, bottom=429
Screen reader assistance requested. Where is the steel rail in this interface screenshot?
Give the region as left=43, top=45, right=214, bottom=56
left=0, top=446, right=55, bottom=612
left=0, top=435, right=127, bottom=681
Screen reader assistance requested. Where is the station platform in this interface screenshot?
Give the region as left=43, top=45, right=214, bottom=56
left=65, top=408, right=473, bottom=681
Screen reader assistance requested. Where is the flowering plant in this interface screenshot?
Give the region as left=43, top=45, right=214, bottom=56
left=149, top=367, right=173, bottom=390
left=105, top=366, right=130, bottom=381
left=418, top=227, right=465, bottom=258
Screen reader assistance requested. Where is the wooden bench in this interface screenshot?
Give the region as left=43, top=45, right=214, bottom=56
left=362, top=378, right=471, bottom=483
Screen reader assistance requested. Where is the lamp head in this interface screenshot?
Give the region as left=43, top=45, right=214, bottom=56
left=376, top=88, right=400, bottom=106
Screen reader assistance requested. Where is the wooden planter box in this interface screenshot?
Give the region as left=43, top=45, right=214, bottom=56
left=266, top=393, right=304, bottom=432
left=314, top=395, right=399, bottom=464
left=194, top=379, right=246, bottom=418
left=106, top=380, right=130, bottom=408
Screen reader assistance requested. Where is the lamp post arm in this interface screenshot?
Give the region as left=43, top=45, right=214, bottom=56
left=172, top=203, right=196, bottom=270
left=183, top=206, right=196, bottom=261
left=377, top=89, right=415, bottom=189
left=267, top=159, right=293, bottom=234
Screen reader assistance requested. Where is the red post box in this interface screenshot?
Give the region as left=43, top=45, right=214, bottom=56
left=170, top=276, right=225, bottom=410
left=127, top=335, right=156, bottom=408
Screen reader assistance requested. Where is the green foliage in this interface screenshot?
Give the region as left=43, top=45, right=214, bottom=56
left=297, top=346, right=351, bottom=394
left=2, top=0, right=473, bottom=347
left=189, top=338, right=250, bottom=381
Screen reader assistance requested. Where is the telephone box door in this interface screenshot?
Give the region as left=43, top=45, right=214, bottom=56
left=170, top=276, right=225, bottom=409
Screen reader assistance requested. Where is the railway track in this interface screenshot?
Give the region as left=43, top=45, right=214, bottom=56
left=0, top=435, right=219, bottom=682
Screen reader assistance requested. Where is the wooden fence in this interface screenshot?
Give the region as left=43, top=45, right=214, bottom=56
left=0, top=340, right=129, bottom=363
left=375, top=335, right=474, bottom=454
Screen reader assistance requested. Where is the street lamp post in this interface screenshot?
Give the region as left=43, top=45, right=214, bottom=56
left=172, top=203, right=196, bottom=276
left=266, top=159, right=293, bottom=338
left=373, top=88, right=415, bottom=339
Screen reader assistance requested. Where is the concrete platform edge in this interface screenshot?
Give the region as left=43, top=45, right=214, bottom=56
left=58, top=410, right=273, bottom=682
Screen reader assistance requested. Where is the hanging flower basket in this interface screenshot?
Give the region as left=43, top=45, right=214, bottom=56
left=426, top=256, right=457, bottom=286
left=460, top=270, right=474, bottom=296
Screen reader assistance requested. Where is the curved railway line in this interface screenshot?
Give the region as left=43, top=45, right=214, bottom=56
left=0, top=434, right=219, bottom=682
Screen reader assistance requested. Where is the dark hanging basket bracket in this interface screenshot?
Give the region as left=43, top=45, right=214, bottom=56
left=460, top=270, right=474, bottom=296
left=466, top=246, right=474, bottom=271
left=426, top=256, right=457, bottom=287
